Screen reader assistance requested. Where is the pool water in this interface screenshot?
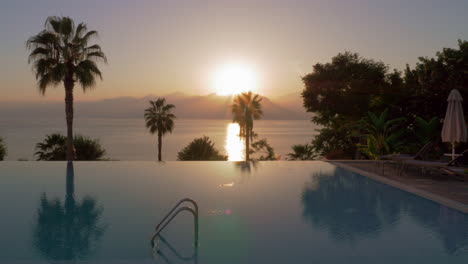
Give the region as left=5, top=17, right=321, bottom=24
left=0, top=161, right=467, bottom=263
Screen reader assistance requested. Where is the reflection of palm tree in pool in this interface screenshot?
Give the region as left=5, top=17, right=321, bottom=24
left=302, top=167, right=468, bottom=254
left=33, top=162, right=106, bottom=261
left=234, top=161, right=258, bottom=174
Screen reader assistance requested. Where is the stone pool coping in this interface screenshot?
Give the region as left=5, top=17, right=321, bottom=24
left=330, top=160, right=468, bottom=214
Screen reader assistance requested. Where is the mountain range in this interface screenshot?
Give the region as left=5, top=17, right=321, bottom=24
left=0, top=92, right=309, bottom=120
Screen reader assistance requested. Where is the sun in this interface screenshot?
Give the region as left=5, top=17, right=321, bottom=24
left=213, top=63, right=257, bottom=96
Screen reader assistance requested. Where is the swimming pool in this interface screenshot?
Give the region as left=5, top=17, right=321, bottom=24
left=0, top=161, right=467, bottom=263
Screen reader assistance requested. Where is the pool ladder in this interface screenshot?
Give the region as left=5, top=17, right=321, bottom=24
left=150, top=198, right=199, bottom=248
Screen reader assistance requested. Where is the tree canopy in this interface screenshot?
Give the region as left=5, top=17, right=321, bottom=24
left=302, top=40, right=468, bottom=158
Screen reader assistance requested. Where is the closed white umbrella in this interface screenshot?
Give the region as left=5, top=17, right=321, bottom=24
left=441, top=89, right=467, bottom=160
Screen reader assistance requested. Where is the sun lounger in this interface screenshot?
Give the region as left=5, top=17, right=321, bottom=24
left=380, top=142, right=433, bottom=161
left=400, top=159, right=467, bottom=181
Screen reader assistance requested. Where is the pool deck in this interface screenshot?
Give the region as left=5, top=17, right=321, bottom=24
left=331, top=160, right=468, bottom=214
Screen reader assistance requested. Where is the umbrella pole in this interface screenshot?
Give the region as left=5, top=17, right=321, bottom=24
left=452, top=142, right=455, bottom=160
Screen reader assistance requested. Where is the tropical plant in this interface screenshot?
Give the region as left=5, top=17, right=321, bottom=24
left=250, top=138, right=277, bottom=161
left=35, top=133, right=106, bottom=161
left=177, top=136, right=227, bottom=161
left=287, top=143, right=316, bottom=160
left=73, top=135, right=106, bottom=161
left=0, top=137, right=7, bottom=161
left=358, top=109, right=405, bottom=159
left=144, top=98, right=176, bottom=161
left=301, top=41, right=468, bottom=159
left=35, top=133, right=67, bottom=161
left=27, top=16, right=107, bottom=161
left=414, top=116, right=440, bottom=146
left=232, top=92, right=263, bottom=161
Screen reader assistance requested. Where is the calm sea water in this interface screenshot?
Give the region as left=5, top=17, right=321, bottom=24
left=0, top=118, right=318, bottom=161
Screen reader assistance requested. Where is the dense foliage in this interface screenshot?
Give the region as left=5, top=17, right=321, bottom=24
left=27, top=16, right=106, bottom=161
left=0, top=137, right=7, bottom=160
left=302, top=40, right=468, bottom=158
left=250, top=138, right=277, bottom=161
left=35, top=133, right=106, bottom=161
left=177, top=136, right=227, bottom=161
left=357, top=109, right=405, bottom=160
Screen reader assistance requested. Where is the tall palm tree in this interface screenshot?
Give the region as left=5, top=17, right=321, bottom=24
left=144, top=98, right=176, bottom=161
left=27, top=16, right=107, bottom=161
left=232, top=92, right=263, bottom=161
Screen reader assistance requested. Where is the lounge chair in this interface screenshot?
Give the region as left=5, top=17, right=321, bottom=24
left=380, top=142, right=433, bottom=161
left=377, top=142, right=433, bottom=176
left=400, top=151, right=468, bottom=181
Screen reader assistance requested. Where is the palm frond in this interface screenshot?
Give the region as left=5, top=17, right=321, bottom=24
left=27, top=16, right=106, bottom=95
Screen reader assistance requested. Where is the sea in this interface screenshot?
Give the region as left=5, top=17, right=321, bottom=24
left=0, top=118, right=319, bottom=161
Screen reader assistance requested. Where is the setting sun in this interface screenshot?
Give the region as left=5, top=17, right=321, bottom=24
left=213, top=63, right=257, bottom=96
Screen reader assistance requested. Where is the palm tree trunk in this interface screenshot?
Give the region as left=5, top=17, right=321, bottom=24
left=158, top=131, right=162, bottom=162
left=245, top=128, right=250, bottom=161
left=64, top=74, right=75, bottom=161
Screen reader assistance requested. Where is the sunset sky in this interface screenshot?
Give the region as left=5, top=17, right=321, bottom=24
left=1, top=0, right=468, bottom=102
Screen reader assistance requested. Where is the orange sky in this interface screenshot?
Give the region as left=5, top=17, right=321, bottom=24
left=1, top=0, right=468, bottom=102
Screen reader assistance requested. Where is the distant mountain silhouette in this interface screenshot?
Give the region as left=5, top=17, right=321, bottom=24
left=272, top=91, right=306, bottom=115
left=0, top=93, right=309, bottom=120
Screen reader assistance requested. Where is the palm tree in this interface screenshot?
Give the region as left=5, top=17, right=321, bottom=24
left=27, top=16, right=107, bottom=161
left=35, top=133, right=67, bottom=161
left=287, top=143, right=315, bottom=160
left=232, top=92, right=263, bottom=161
left=35, top=133, right=106, bottom=161
left=144, top=98, right=176, bottom=161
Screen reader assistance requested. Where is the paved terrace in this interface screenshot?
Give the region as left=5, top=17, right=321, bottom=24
left=332, top=160, right=468, bottom=213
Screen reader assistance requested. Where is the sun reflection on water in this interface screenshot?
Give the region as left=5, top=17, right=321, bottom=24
left=225, top=123, right=245, bottom=161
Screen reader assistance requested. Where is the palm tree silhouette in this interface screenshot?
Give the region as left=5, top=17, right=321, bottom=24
left=35, top=133, right=106, bottom=161
left=33, top=162, right=105, bottom=261
left=232, top=92, right=263, bottom=161
left=27, top=16, right=107, bottom=161
left=287, top=144, right=315, bottom=160
left=144, top=98, right=176, bottom=161
left=35, top=133, right=67, bottom=161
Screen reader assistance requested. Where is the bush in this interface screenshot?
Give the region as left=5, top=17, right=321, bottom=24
left=0, top=137, right=7, bottom=161
left=178, top=136, right=227, bottom=161
left=35, top=133, right=106, bottom=161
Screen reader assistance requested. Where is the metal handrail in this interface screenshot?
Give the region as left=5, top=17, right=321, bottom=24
left=155, top=198, right=198, bottom=231
left=150, top=198, right=199, bottom=248
left=155, top=234, right=198, bottom=261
